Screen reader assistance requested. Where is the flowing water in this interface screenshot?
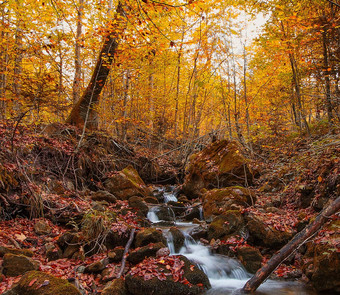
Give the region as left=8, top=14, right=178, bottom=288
left=148, top=187, right=318, bottom=295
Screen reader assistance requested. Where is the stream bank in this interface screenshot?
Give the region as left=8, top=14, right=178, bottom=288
left=0, top=122, right=339, bottom=294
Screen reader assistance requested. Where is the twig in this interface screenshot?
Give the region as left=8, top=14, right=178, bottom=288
left=117, top=227, right=135, bottom=278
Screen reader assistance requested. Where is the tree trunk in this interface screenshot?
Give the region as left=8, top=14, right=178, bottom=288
left=73, top=0, right=84, bottom=104
left=322, top=25, right=333, bottom=124
left=66, top=1, right=126, bottom=128
left=242, top=196, right=340, bottom=293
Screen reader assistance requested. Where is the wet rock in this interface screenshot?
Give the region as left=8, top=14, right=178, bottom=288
left=153, top=205, right=175, bottom=222
left=3, top=270, right=81, bottom=295
left=104, top=165, right=152, bottom=200
left=0, top=246, right=33, bottom=257
left=177, top=195, right=189, bottom=203
left=203, top=187, right=255, bottom=219
left=125, top=255, right=210, bottom=295
left=183, top=207, right=202, bottom=221
left=102, top=278, right=127, bottom=295
left=128, top=196, right=149, bottom=217
left=2, top=254, right=40, bottom=276
left=246, top=213, right=294, bottom=248
left=128, top=242, right=166, bottom=264
left=135, top=228, right=167, bottom=248
left=169, top=227, right=185, bottom=253
left=182, top=140, right=253, bottom=198
left=34, top=220, right=52, bottom=235
left=236, top=245, right=263, bottom=273
left=167, top=201, right=186, bottom=216
left=189, top=227, right=208, bottom=241
left=144, top=196, right=159, bottom=204
left=207, top=211, right=244, bottom=240
left=91, top=191, right=117, bottom=203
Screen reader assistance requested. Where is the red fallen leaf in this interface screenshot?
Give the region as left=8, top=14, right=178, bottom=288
left=166, top=265, right=171, bottom=270
left=197, top=283, right=203, bottom=287
left=190, top=265, right=195, bottom=271
left=28, top=278, right=38, bottom=287
left=182, top=278, right=190, bottom=285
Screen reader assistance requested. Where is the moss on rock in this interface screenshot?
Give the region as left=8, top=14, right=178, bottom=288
left=3, top=271, right=81, bottom=295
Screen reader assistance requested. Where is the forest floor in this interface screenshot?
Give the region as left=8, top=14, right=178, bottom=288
left=0, top=120, right=339, bottom=294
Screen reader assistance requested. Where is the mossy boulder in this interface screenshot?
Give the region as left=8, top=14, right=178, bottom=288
left=104, top=165, right=152, bottom=200
left=125, top=255, right=210, bottom=295
left=182, top=140, right=253, bottom=198
left=2, top=254, right=39, bottom=276
left=135, top=228, right=166, bottom=248
left=246, top=213, right=294, bottom=248
left=203, top=187, right=255, bottom=219
left=3, top=270, right=81, bottom=295
left=207, top=211, right=244, bottom=240
left=102, top=278, right=127, bottom=295
left=0, top=246, right=34, bottom=257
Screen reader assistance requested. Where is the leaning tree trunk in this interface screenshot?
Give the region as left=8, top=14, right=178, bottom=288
left=66, top=1, right=126, bottom=128
left=242, top=196, right=340, bottom=293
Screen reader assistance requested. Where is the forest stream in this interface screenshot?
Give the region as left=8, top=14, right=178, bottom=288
left=147, top=187, right=318, bottom=295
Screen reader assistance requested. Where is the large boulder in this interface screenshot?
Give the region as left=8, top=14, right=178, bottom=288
left=128, top=196, right=149, bottom=217
left=104, top=165, right=152, bottom=200
left=207, top=211, right=244, bottom=240
left=245, top=213, right=294, bottom=248
left=2, top=270, right=81, bottom=295
left=125, top=255, right=210, bottom=295
left=182, top=140, right=253, bottom=198
left=303, top=220, right=340, bottom=293
left=236, top=245, right=263, bottom=274
left=203, top=187, right=255, bottom=220
left=102, top=278, right=127, bottom=295
left=135, top=228, right=167, bottom=248
left=2, top=254, right=39, bottom=276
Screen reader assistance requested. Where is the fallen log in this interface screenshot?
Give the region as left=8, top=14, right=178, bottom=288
left=242, top=196, right=340, bottom=293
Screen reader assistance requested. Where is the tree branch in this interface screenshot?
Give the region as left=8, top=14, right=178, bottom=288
left=325, top=0, right=340, bottom=8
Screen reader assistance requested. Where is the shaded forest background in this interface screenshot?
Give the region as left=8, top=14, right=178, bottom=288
left=0, top=0, right=339, bottom=149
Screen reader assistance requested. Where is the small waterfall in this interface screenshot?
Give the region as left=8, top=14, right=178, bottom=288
left=167, top=230, right=249, bottom=284
left=147, top=206, right=160, bottom=223
left=163, top=191, right=178, bottom=203
left=148, top=186, right=316, bottom=295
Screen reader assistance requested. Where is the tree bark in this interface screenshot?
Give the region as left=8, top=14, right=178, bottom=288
left=66, top=1, right=126, bottom=128
left=242, top=196, right=340, bottom=293
left=72, top=0, right=84, bottom=104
